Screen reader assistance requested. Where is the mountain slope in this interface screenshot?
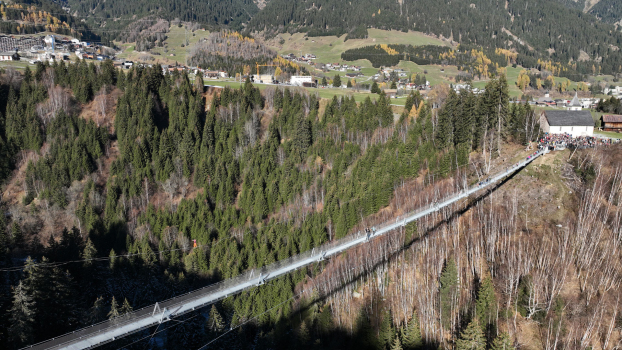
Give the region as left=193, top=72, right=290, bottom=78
left=248, top=0, right=622, bottom=75
left=589, top=0, right=622, bottom=24
left=61, top=0, right=259, bottom=32
left=0, top=0, right=100, bottom=40
left=553, top=0, right=622, bottom=24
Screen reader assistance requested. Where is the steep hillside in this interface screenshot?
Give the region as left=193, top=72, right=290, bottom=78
left=61, top=0, right=259, bottom=33
left=589, top=0, right=622, bottom=24
left=0, top=0, right=99, bottom=40
left=248, top=0, right=622, bottom=76
left=554, top=0, right=622, bottom=24
left=0, top=60, right=543, bottom=349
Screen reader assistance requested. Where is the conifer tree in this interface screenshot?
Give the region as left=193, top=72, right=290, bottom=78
left=379, top=309, right=395, bottom=349
left=371, top=81, right=380, bottom=94
left=253, top=187, right=268, bottom=221
left=11, top=222, right=23, bottom=248
left=475, top=277, right=497, bottom=336
left=294, top=114, right=311, bottom=160
left=401, top=312, right=423, bottom=350
left=404, top=94, right=414, bottom=113
left=456, top=318, right=486, bottom=350
left=9, top=281, right=35, bottom=345
left=321, top=76, right=327, bottom=87
left=298, top=321, right=310, bottom=345
left=490, top=332, right=513, bottom=350
left=207, top=305, right=225, bottom=332
left=391, top=337, right=404, bottom=350
left=87, top=296, right=106, bottom=324
left=439, top=257, right=458, bottom=329
left=333, top=74, right=341, bottom=87
left=120, top=298, right=133, bottom=317
left=108, top=296, right=120, bottom=319
left=81, top=239, right=97, bottom=268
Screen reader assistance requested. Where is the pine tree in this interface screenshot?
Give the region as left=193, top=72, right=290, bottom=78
left=439, top=257, right=458, bottom=329
left=401, top=312, right=423, bottom=350
left=379, top=309, right=395, bottom=349
left=494, top=74, right=510, bottom=154
left=456, top=319, right=486, bottom=350
left=347, top=79, right=353, bottom=88
left=108, top=296, right=120, bottom=319
left=207, top=305, right=225, bottom=332
left=253, top=186, right=268, bottom=222
left=490, top=332, right=514, bottom=350
left=391, top=337, right=404, bottom=350
left=390, top=81, right=397, bottom=89
left=9, top=281, right=35, bottom=345
left=87, top=296, right=106, bottom=324
left=371, top=81, right=380, bottom=94
left=120, top=298, right=133, bottom=317
left=321, top=76, right=328, bottom=86
left=475, top=277, right=497, bottom=335
left=298, top=321, right=310, bottom=345
left=333, top=74, right=341, bottom=87
left=294, top=114, right=311, bottom=160
left=81, top=238, right=97, bottom=268
left=11, top=222, right=23, bottom=248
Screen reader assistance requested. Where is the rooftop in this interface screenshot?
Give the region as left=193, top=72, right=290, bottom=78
left=602, top=115, right=622, bottom=123
left=544, top=110, right=594, bottom=127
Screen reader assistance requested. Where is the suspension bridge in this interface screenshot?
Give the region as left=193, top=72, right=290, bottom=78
left=23, top=149, right=548, bottom=350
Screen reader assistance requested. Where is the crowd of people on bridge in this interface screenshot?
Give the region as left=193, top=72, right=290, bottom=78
left=538, top=133, right=620, bottom=151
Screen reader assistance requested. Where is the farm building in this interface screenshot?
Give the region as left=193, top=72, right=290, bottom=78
left=540, top=110, right=594, bottom=137
left=601, top=115, right=622, bottom=132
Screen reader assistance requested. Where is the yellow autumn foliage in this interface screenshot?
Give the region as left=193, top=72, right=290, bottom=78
left=378, top=44, right=399, bottom=55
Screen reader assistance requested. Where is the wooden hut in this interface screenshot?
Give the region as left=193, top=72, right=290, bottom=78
left=601, top=115, right=622, bottom=132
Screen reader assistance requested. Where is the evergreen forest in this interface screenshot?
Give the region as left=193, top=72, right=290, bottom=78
left=0, top=61, right=544, bottom=349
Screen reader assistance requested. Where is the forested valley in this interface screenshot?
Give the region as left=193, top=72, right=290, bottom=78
left=1, top=60, right=622, bottom=350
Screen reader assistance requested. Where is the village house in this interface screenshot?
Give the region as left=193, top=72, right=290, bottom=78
left=204, top=71, right=220, bottom=78
left=0, top=51, right=19, bottom=61
left=536, top=92, right=557, bottom=107
left=540, top=110, right=594, bottom=137
left=604, top=86, right=622, bottom=97
left=383, top=89, right=398, bottom=98
left=601, top=115, right=622, bottom=132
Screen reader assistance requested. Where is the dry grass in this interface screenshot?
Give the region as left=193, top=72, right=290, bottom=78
left=79, top=87, right=123, bottom=133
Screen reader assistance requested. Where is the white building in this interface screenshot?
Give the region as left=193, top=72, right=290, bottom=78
left=0, top=52, right=19, bottom=61
left=604, top=86, right=622, bottom=96
left=290, top=76, right=313, bottom=86
left=540, top=110, right=594, bottom=137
